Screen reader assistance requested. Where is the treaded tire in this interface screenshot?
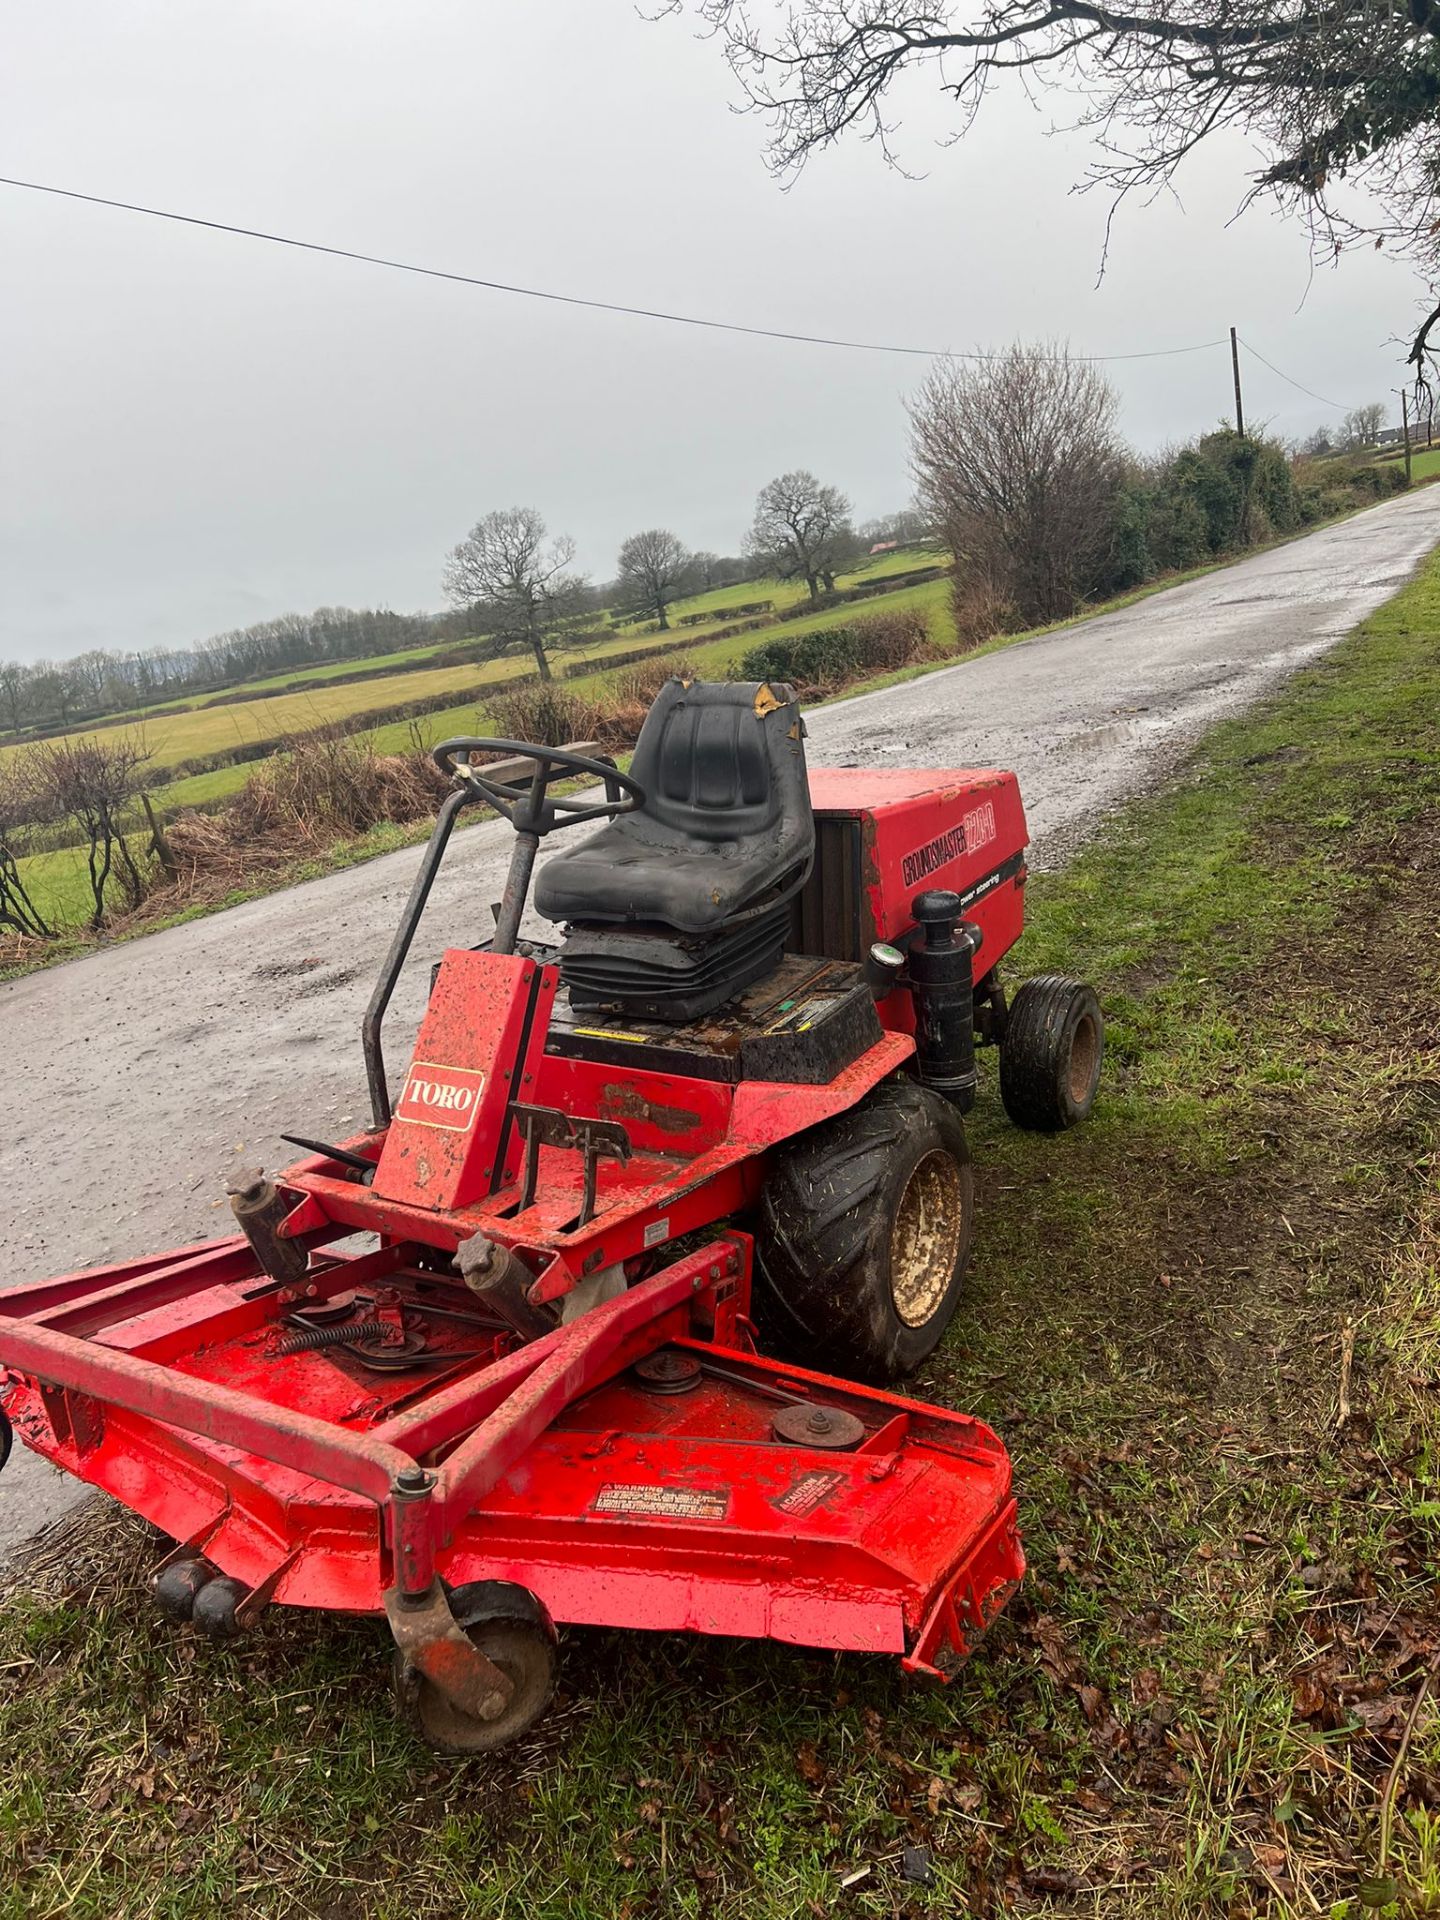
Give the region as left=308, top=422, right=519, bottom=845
left=999, top=975, right=1103, bottom=1132
left=755, top=1077, right=974, bottom=1383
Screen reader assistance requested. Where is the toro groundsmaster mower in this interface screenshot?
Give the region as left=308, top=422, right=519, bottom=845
left=0, top=678, right=1103, bottom=1751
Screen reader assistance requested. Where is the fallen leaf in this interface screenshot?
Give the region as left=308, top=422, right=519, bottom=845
left=1132, top=1667, right=1162, bottom=1707
left=1032, top=1614, right=1080, bottom=1684
left=1027, top=1865, right=1082, bottom=1894
left=1076, top=1683, right=1111, bottom=1724
left=1352, top=1694, right=1408, bottom=1734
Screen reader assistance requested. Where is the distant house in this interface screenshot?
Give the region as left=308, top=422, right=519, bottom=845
left=868, top=540, right=900, bottom=556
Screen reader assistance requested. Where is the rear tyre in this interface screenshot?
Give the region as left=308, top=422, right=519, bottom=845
left=394, top=1580, right=558, bottom=1755
left=999, top=976, right=1103, bottom=1131
left=755, top=1077, right=974, bottom=1383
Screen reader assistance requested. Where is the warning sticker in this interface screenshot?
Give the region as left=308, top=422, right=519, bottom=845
left=593, top=1483, right=729, bottom=1522
left=771, top=1468, right=846, bottom=1518
left=642, top=1216, right=671, bottom=1248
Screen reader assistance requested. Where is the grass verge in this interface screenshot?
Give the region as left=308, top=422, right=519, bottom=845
left=2, top=559, right=1438, bottom=1916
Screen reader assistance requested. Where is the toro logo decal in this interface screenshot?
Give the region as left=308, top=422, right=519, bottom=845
left=396, top=1061, right=486, bottom=1132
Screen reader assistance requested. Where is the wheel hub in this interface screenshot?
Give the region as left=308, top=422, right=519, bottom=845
left=1068, top=1011, right=1101, bottom=1104
left=889, top=1148, right=965, bottom=1328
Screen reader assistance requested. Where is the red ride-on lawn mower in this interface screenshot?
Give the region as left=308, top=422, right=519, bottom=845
left=0, top=678, right=1103, bottom=1751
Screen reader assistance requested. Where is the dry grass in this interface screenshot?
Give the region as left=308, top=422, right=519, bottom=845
left=148, top=730, right=448, bottom=907
left=483, top=654, right=699, bottom=754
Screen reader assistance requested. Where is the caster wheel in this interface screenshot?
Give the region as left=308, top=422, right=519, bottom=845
left=394, top=1581, right=558, bottom=1754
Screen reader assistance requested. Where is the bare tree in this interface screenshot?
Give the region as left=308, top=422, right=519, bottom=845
left=666, top=1, right=1440, bottom=388
left=858, top=506, right=933, bottom=549
left=0, top=663, right=25, bottom=739
left=1341, top=403, right=1388, bottom=449
left=747, top=471, right=854, bottom=602
left=687, top=550, right=752, bottom=592
left=616, top=528, right=691, bottom=629
left=27, top=666, right=78, bottom=731
left=27, top=732, right=151, bottom=929
left=910, top=344, right=1125, bottom=638
left=0, top=761, right=54, bottom=938
left=441, top=508, right=588, bottom=682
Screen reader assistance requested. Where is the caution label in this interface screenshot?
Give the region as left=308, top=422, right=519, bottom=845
left=593, top=1483, right=729, bottom=1522
left=771, top=1468, right=846, bottom=1518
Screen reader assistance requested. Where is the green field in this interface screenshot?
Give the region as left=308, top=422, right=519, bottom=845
left=178, top=637, right=462, bottom=703
left=1, top=632, right=677, bottom=784
left=1374, top=444, right=1440, bottom=484
left=14, top=835, right=149, bottom=928
left=0, top=660, right=487, bottom=775
left=613, top=547, right=946, bottom=630
left=16, top=551, right=946, bottom=744
left=10, top=576, right=955, bottom=931
left=6, top=554, right=947, bottom=785
left=8, top=557, right=956, bottom=930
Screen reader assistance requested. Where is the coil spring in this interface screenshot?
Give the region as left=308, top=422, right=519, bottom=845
left=274, top=1318, right=380, bottom=1357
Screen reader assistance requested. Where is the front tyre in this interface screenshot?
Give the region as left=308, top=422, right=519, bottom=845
left=755, top=1078, right=974, bottom=1383
left=999, top=975, right=1104, bottom=1131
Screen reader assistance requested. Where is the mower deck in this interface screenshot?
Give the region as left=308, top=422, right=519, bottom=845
left=0, top=1233, right=1020, bottom=1674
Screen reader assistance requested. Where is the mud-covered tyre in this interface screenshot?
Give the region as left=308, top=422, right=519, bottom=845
left=755, top=1077, right=974, bottom=1382
left=999, top=975, right=1103, bottom=1132
left=394, top=1580, right=558, bottom=1755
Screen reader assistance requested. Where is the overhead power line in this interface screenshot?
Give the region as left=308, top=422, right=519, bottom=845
left=1238, top=337, right=1352, bottom=413
left=0, top=172, right=1229, bottom=365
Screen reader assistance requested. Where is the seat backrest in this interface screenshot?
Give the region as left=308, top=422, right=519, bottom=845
left=629, top=678, right=806, bottom=844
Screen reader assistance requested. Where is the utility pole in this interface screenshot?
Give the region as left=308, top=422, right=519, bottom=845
left=1230, top=326, right=1245, bottom=436
left=1401, top=389, right=1413, bottom=485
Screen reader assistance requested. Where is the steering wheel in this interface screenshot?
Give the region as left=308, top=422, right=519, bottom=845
left=432, top=737, right=644, bottom=836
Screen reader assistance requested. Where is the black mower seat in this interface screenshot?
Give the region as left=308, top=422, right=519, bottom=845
left=534, top=678, right=814, bottom=936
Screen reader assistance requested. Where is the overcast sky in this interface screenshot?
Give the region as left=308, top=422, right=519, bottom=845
left=0, top=1, right=1424, bottom=664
